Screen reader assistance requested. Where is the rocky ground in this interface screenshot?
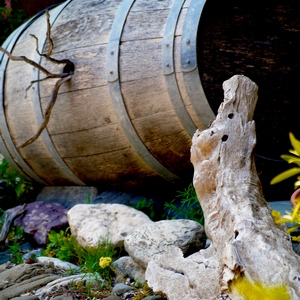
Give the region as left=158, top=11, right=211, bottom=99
left=0, top=189, right=205, bottom=300
left=0, top=188, right=297, bottom=300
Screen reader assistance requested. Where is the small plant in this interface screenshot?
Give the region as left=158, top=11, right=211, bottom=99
left=272, top=201, right=300, bottom=242
left=6, top=225, right=25, bottom=264
left=0, top=0, right=25, bottom=44
left=270, top=132, right=300, bottom=189
left=74, top=272, right=111, bottom=299
left=164, top=183, right=204, bottom=225
left=0, top=157, right=34, bottom=209
left=44, top=228, right=116, bottom=282
left=84, top=193, right=92, bottom=204
left=230, top=276, right=290, bottom=300
left=99, top=257, right=152, bottom=299
left=8, top=239, right=23, bottom=264
left=130, top=198, right=156, bottom=221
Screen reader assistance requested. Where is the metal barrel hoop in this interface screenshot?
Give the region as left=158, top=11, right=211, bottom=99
left=181, top=0, right=215, bottom=128
left=106, top=0, right=180, bottom=183
left=162, top=0, right=197, bottom=137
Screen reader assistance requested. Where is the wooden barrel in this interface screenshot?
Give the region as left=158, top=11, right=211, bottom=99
left=1, top=0, right=299, bottom=198
left=0, top=0, right=214, bottom=189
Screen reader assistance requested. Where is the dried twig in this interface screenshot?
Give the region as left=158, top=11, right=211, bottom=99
left=0, top=46, right=68, bottom=79
left=0, top=10, right=74, bottom=149
left=46, top=10, right=54, bottom=59
left=17, top=74, right=73, bottom=148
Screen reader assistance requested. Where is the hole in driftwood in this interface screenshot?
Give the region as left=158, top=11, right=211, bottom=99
left=222, top=135, right=228, bottom=142
left=228, top=113, right=234, bottom=119
left=234, top=230, right=239, bottom=239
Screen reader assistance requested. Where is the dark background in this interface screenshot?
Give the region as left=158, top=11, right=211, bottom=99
left=198, top=0, right=300, bottom=201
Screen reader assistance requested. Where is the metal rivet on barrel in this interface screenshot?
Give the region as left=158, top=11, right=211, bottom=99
left=110, top=51, right=114, bottom=55
left=166, top=43, right=169, bottom=47
left=186, top=39, right=190, bottom=45
left=186, top=60, right=190, bottom=65
left=165, top=63, right=170, bottom=68
left=110, top=71, right=114, bottom=74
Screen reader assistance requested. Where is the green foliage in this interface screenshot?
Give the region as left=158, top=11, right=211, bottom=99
left=164, top=183, right=204, bottom=225
left=8, top=239, right=23, bottom=264
left=44, top=228, right=116, bottom=282
left=270, top=132, right=300, bottom=189
left=0, top=158, right=34, bottom=208
left=0, top=0, right=26, bottom=44
left=84, top=192, right=91, bottom=204
left=130, top=198, right=156, bottom=220
left=69, top=273, right=111, bottom=299
left=6, top=225, right=25, bottom=264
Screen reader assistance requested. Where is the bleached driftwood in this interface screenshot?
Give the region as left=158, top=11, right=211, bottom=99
left=146, top=75, right=300, bottom=299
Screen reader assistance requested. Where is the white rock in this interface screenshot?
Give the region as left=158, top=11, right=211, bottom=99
left=145, top=247, right=220, bottom=300
left=37, top=256, right=80, bottom=271
left=67, top=203, right=152, bottom=248
left=124, top=219, right=206, bottom=268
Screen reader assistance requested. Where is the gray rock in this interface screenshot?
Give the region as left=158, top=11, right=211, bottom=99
left=143, top=296, right=166, bottom=300
left=68, top=203, right=153, bottom=248
left=10, top=296, right=39, bottom=300
left=103, top=295, right=122, bottom=300
left=0, top=263, right=61, bottom=299
left=36, top=186, right=98, bottom=209
left=13, top=202, right=68, bottom=245
left=36, top=256, right=80, bottom=271
left=112, top=283, right=134, bottom=296
left=124, top=219, right=206, bottom=267
left=113, top=256, right=146, bottom=283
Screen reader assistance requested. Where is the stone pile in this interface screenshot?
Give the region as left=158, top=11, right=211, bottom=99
left=0, top=202, right=207, bottom=300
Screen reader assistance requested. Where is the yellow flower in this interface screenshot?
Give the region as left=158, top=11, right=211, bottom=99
left=99, top=257, right=112, bottom=268
left=271, top=210, right=281, bottom=224
left=231, top=277, right=290, bottom=300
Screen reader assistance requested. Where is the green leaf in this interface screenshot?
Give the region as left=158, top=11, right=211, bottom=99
left=290, top=132, right=300, bottom=156
left=270, top=167, right=300, bottom=185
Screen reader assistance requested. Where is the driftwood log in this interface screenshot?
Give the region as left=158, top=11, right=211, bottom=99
left=0, top=204, right=27, bottom=249
left=146, top=75, right=300, bottom=299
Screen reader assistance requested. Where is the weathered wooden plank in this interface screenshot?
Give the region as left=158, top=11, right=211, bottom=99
left=145, top=131, right=191, bottom=174
left=16, top=138, right=53, bottom=159
left=50, top=125, right=131, bottom=158
left=121, top=76, right=173, bottom=119
left=40, top=86, right=115, bottom=134
left=64, top=148, right=158, bottom=185
left=130, top=0, right=173, bottom=11
left=5, top=64, right=41, bottom=141
left=39, top=44, right=108, bottom=96
left=47, top=0, right=122, bottom=52
left=132, top=110, right=185, bottom=142
left=25, top=157, right=79, bottom=185
left=119, top=39, right=163, bottom=82
left=121, top=9, right=169, bottom=41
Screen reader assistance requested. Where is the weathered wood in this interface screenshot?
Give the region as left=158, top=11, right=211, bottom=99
left=1, top=0, right=209, bottom=188
left=192, top=75, right=300, bottom=298
left=0, top=204, right=27, bottom=248
left=146, top=75, right=300, bottom=300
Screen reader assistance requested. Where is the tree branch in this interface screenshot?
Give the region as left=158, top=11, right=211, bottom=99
left=17, top=74, right=73, bottom=148
left=0, top=9, right=75, bottom=149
